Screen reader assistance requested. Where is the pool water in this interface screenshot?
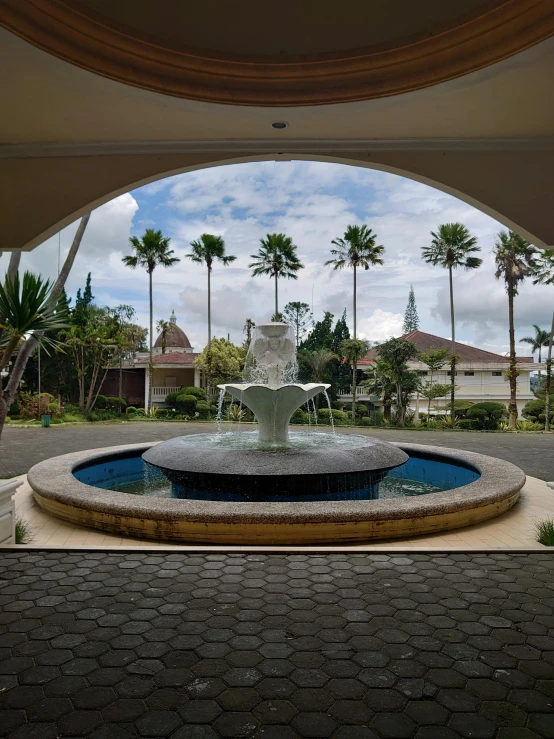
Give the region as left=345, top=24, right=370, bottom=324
left=74, top=449, right=479, bottom=503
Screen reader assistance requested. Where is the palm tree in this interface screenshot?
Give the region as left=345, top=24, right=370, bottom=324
left=340, top=338, right=370, bottom=422
left=249, top=234, right=303, bottom=317
left=122, top=229, right=180, bottom=414
left=325, top=225, right=384, bottom=339
left=421, top=223, right=482, bottom=419
left=187, top=234, right=236, bottom=397
left=156, top=319, right=170, bottom=355
left=530, top=249, right=554, bottom=431
left=0, top=272, right=69, bottom=436
left=300, top=348, right=338, bottom=409
left=360, top=359, right=395, bottom=422
left=494, top=230, right=538, bottom=428
left=520, top=325, right=550, bottom=383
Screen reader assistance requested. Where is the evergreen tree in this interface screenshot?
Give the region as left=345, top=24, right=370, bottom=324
left=283, top=301, right=312, bottom=346
left=402, top=285, right=420, bottom=333
left=73, top=273, right=95, bottom=327
left=302, top=311, right=334, bottom=351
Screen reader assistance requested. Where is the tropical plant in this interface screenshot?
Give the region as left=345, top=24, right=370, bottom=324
left=156, top=319, right=170, bottom=354
left=360, top=359, right=396, bottom=423
left=187, top=233, right=236, bottom=399
left=530, top=248, right=554, bottom=430
left=494, top=230, right=538, bottom=428
left=227, top=404, right=247, bottom=422
left=419, top=382, right=451, bottom=416
left=520, top=325, right=550, bottom=366
left=326, top=224, right=384, bottom=339
left=376, top=338, right=420, bottom=427
left=522, top=395, right=554, bottom=425
left=106, top=304, right=138, bottom=410
left=535, top=519, right=554, bottom=546
left=340, top=338, right=370, bottom=422
left=249, top=233, right=303, bottom=317
left=421, top=223, right=482, bottom=419
left=243, top=318, right=256, bottom=346
left=283, top=302, right=312, bottom=347
left=122, top=228, right=180, bottom=414
left=300, top=348, right=338, bottom=409
left=15, top=518, right=33, bottom=545
left=418, top=347, right=451, bottom=421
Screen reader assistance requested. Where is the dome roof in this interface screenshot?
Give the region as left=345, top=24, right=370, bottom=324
left=154, top=311, right=192, bottom=349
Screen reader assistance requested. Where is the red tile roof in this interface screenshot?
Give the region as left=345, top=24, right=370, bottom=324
left=153, top=352, right=197, bottom=364
left=359, top=330, right=532, bottom=365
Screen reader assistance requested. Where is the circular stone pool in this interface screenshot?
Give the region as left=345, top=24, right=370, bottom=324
left=27, top=436, right=525, bottom=545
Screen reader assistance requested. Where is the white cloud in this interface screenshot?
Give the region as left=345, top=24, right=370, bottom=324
left=358, top=310, right=404, bottom=342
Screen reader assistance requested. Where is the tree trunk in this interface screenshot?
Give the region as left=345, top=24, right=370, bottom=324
left=507, top=282, right=518, bottom=429
left=383, top=392, right=391, bottom=422
left=448, top=265, right=456, bottom=420
left=118, top=352, right=123, bottom=412
left=397, top=381, right=405, bottom=427
left=7, top=252, right=21, bottom=282
left=147, top=269, right=153, bottom=416
left=544, top=308, right=554, bottom=432
left=0, top=214, right=90, bottom=440
left=207, top=266, right=212, bottom=416
left=353, top=265, right=357, bottom=339
left=352, top=361, right=357, bottom=423
left=274, top=271, right=278, bottom=317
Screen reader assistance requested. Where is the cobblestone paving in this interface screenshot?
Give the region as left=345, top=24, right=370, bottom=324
left=1, top=551, right=553, bottom=738
left=1, top=422, right=553, bottom=480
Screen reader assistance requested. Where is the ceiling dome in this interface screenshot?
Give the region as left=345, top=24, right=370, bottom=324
left=154, top=311, right=192, bottom=349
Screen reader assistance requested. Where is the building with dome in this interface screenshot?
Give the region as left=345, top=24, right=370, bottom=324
left=99, top=312, right=202, bottom=408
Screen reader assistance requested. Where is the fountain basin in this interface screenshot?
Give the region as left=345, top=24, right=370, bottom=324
left=27, top=439, right=525, bottom=544
left=142, top=432, right=408, bottom=499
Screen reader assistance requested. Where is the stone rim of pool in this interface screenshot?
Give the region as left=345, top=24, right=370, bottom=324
left=27, top=440, right=526, bottom=544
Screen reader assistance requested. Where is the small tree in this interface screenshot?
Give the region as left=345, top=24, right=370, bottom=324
left=419, top=383, right=451, bottom=418
left=195, top=338, right=245, bottom=386
left=340, top=338, right=370, bottom=422
left=418, top=347, right=451, bottom=421
left=402, top=285, right=420, bottom=333
left=283, top=301, right=312, bottom=347
left=243, top=318, right=256, bottom=346
left=377, top=338, right=420, bottom=427
left=156, top=319, right=170, bottom=354
left=466, top=401, right=508, bottom=430
left=300, top=348, right=338, bottom=409
left=360, top=359, right=396, bottom=422
left=494, top=230, right=538, bottom=428
left=530, top=249, right=554, bottom=431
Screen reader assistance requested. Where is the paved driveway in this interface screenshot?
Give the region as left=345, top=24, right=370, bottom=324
left=0, top=551, right=553, bottom=739
left=1, top=422, right=552, bottom=480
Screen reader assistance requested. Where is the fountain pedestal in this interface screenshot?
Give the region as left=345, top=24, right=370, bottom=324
left=220, top=383, right=329, bottom=442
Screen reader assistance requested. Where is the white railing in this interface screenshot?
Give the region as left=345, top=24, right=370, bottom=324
left=338, top=387, right=371, bottom=397
left=151, top=386, right=182, bottom=398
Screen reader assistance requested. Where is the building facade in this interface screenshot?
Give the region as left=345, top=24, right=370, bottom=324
left=340, top=331, right=542, bottom=417
left=100, top=312, right=202, bottom=408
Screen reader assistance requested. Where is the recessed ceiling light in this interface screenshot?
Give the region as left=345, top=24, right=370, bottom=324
left=271, top=121, right=288, bottom=130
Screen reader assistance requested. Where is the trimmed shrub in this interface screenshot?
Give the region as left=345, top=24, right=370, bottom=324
left=175, top=394, right=197, bottom=415
left=291, top=409, right=309, bottom=424
left=126, top=406, right=138, bottom=414
left=522, top=396, right=554, bottom=424
left=359, top=417, right=374, bottom=427
left=94, top=395, right=107, bottom=409
left=453, top=400, right=474, bottom=418
left=181, top=386, right=207, bottom=401
left=466, top=401, right=508, bottom=430
left=195, top=400, right=212, bottom=418
left=165, top=391, right=181, bottom=406
left=132, top=408, right=147, bottom=416
left=458, top=419, right=480, bottom=430
left=318, top=408, right=348, bottom=424
left=104, top=396, right=127, bottom=410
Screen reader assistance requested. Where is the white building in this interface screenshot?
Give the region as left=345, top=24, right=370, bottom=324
left=343, top=330, right=542, bottom=417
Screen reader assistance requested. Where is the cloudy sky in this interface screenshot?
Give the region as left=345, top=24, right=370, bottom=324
left=2, top=161, right=552, bottom=356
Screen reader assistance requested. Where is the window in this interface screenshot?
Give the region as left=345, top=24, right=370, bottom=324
left=418, top=371, right=428, bottom=376
left=446, top=371, right=457, bottom=377
left=492, top=371, right=502, bottom=376
left=464, top=371, right=474, bottom=376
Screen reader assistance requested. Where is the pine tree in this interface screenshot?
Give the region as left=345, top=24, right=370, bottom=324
left=402, top=285, right=419, bottom=334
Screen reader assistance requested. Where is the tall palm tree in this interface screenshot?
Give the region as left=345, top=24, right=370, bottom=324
left=340, top=338, right=370, bottom=422
left=530, top=248, right=554, bottom=431
left=187, top=234, right=236, bottom=397
left=421, top=223, right=482, bottom=419
left=249, top=234, right=303, bottom=317
left=494, top=230, right=538, bottom=428
left=122, top=229, right=179, bottom=414
left=325, top=225, right=384, bottom=339
left=156, top=319, right=170, bottom=355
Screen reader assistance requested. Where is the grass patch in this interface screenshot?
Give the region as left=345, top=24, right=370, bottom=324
left=536, top=519, right=554, bottom=546
left=15, top=518, right=33, bottom=545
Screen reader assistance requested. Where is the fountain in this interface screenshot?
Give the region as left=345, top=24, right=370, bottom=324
left=27, top=321, right=526, bottom=544
left=142, top=323, right=409, bottom=499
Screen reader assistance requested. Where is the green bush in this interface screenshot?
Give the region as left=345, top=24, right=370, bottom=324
left=9, top=400, right=19, bottom=415
left=104, top=396, right=127, bottom=410
left=458, top=419, right=480, bottom=430
left=165, top=391, right=181, bottom=406
left=466, top=401, right=508, bottom=430
left=318, top=408, right=348, bottom=424
left=181, top=386, right=207, bottom=401
left=15, top=518, right=33, bottom=545
left=175, top=394, right=197, bottom=415
left=359, top=417, right=374, bottom=427
left=63, top=403, right=80, bottom=414
left=522, top=396, right=554, bottom=424
left=195, top=400, right=216, bottom=418
left=62, top=413, right=84, bottom=423
left=126, top=406, right=137, bottom=414
left=291, top=409, right=309, bottom=424
left=453, top=400, right=474, bottom=418
left=536, top=519, right=554, bottom=546
left=94, top=395, right=107, bottom=409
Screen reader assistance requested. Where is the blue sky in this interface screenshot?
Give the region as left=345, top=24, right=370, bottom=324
left=3, top=160, right=552, bottom=356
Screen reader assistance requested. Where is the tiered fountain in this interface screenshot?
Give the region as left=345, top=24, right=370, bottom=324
left=28, top=322, right=526, bottom=544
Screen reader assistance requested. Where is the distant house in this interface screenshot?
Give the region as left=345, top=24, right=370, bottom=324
left=99, top=312, right=202, bottom=408
left=339, top=330, right=542, bottom=417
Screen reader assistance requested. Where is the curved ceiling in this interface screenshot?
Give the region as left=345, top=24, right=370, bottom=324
left=1, top=0, right=553, bottom=105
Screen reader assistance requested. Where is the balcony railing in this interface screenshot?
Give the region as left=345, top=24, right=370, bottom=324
left=151, top=386, right=182, bottom=399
